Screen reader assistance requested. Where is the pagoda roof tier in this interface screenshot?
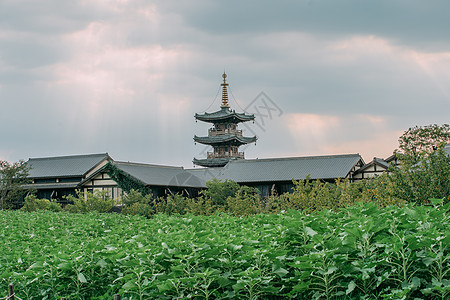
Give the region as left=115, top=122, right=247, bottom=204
left=194, top=134, right=257, bottom=146
left=195, top=107, right=255, bottom=124
left=193, top=157, right=237, bottom=168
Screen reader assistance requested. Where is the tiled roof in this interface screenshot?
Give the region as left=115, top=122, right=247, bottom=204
left=27, top=153, right=110, bottom=179
left=195, top=107, right=254, bottom=123
left=194, top=135, right=257, bottom=146
left=23, top=182, right=79, bottom=190
left=114, top=162, right=205, bottom=188
left=192, top=157, right=232, bottom=168
left=373, top=157, right=389, bottom=168
left=217, top=154, right=364, bottom=183
left=354, top=157, right=389, bottom=174
left=186, top=167, right=223, bottom=184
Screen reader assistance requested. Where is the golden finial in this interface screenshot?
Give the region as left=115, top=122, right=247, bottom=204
left=221, top=72, right=229, bottom=108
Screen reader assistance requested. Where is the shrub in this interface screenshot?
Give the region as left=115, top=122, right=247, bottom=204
left=185, top=195, right=219, bottom=216
left=286, top=178, right=338, bottom=213
left=64, top=190, right=115, bottom=213
left=201, top=179, right=240, bottom=206
left=121, top=189, right=154, bottom=217
left=226, top=185, right=263, bottom=216
left=153, top=193, right=189, bottom=215
left=121, top=202, right=154, bottom=217
left=121, top=189, right=153, bottom=207
left=21, top=194, right=62, bottom=212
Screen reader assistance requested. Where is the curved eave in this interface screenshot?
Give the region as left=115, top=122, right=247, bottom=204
left=195, top=111, right=255, bottom=124
left=194, top=135, right=257, bottom=146
left=193, top=158, right=231, bottom=168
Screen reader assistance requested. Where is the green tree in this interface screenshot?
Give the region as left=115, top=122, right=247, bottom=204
left=389, top=124, right=450, bottom=204
left=0, top=160, right=30, bottom=209
left=389, top=147, right=450, bottom=204
left=201, top=179, right=240, bottom=206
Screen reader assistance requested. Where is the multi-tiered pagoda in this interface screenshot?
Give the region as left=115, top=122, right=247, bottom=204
left=193, top=73, right=257, bottom=167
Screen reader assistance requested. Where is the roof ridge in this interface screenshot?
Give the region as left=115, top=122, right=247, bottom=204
left=114, top=161, right=183, bottom=169
left=231, top=153, right=361, bottom=163
left=28, top=153, right=109, bottom=161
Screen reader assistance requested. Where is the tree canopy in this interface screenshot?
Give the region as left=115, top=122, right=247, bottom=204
left=397, top=124, right=450, bottom=160
left=0, top=160, right=31, bottom=209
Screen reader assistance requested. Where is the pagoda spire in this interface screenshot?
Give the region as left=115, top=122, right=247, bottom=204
left=221, top=72, right=229, bottom=108
left=193, top=72, right=257, bottom=168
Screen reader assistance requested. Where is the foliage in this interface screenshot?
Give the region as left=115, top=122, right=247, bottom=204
left=21, top=194, right=62, bottom=212
left=226, top=185, right=263, bottom=216
left=387, top=146, right=450, bottom=205
left=1, top=202, right=449, bottom=299
left=152, top=193, right=193, bottom=215
left=200, top=178, right=240, bottom=206
left=397, top=123, right=450, bottom=161
left=64, top=190, right=115, bottom=213
left=106, top=162, right=150, bottom=196
left=0, top=160, right=30, bottom=209
left=121, top=189, right=152, bottom=207
left=121, top=189, right=154, bottom=217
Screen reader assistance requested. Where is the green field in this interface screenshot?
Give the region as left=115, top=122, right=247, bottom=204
left=1, top=201, right=449, bottom=299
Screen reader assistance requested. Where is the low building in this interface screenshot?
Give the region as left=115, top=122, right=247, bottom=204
left=25, top=154, right=208, bottom=202
left=25, top=152, right=372, bottom=200
left=26, top=153, right=111, bottom=203
left=80, top=161, right=206, bottom=199
left=212, top=154, right=365, bottom=197
left=353, top=157, right=389, bottom=180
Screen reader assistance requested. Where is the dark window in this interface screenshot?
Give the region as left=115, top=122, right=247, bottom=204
left=59, top=177, right=83, bottom=183
left=34, top=178, right=57, bottom=183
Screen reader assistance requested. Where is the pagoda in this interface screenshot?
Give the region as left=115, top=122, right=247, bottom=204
left=193, top=73, right=257, bottom=167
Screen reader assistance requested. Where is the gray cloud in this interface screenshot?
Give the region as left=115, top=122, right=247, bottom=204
left=1, top=0, right=449, bottom=166
left=166, top=0, right=450, bottom=51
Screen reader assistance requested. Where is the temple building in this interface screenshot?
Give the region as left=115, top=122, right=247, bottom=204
left=193, top=73, right=257, bottom=167
left=20, top=72, right=403, bottom=202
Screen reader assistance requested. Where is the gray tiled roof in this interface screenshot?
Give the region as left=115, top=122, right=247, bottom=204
left=27, top=153, right=110, bottom=179
left=192, top=157, right=231, bottom=168
left=356, top=157, right=389, bottom=173
left=195, top=107, right=254, bottom=123
left=186, top=167, right=222, bottom=184
left=194, top=135, right=257, bottom=145
left=373, top=157, right=389, bottom=168
left=23, top=182, right=80, bottom=190
left=114, top=162, right=205, bottom=188
left=217, top=154, right=363, bottom=183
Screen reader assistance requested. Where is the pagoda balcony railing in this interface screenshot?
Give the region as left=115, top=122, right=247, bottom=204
left=208, top=128, right=242, bottom=137
left=207, top=152, right=245, bottom=159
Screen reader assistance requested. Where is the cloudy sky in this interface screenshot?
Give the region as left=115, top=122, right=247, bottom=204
left=1, top=0, right=450, bottom=167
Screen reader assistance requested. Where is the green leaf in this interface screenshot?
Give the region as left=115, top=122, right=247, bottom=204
left=346, top=281, right=356, bottom=295
left=272, top=266, right=289, bottom=277
left=78, top=272, right=87, bottom=283
left=421, top=256, right=434, bottom=266
left=304, top=226, right=317, bottom=237
left=430, top=198, right=444, bottom=206
left=97, top=259, right=107, bottom=268
left=122, top=280, right=137, bottom=290
left=57, top=262, right=72, bottom=271
left=27, top=261, right=44, bottom=270
left=157, top=281, right=174, bottom=292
